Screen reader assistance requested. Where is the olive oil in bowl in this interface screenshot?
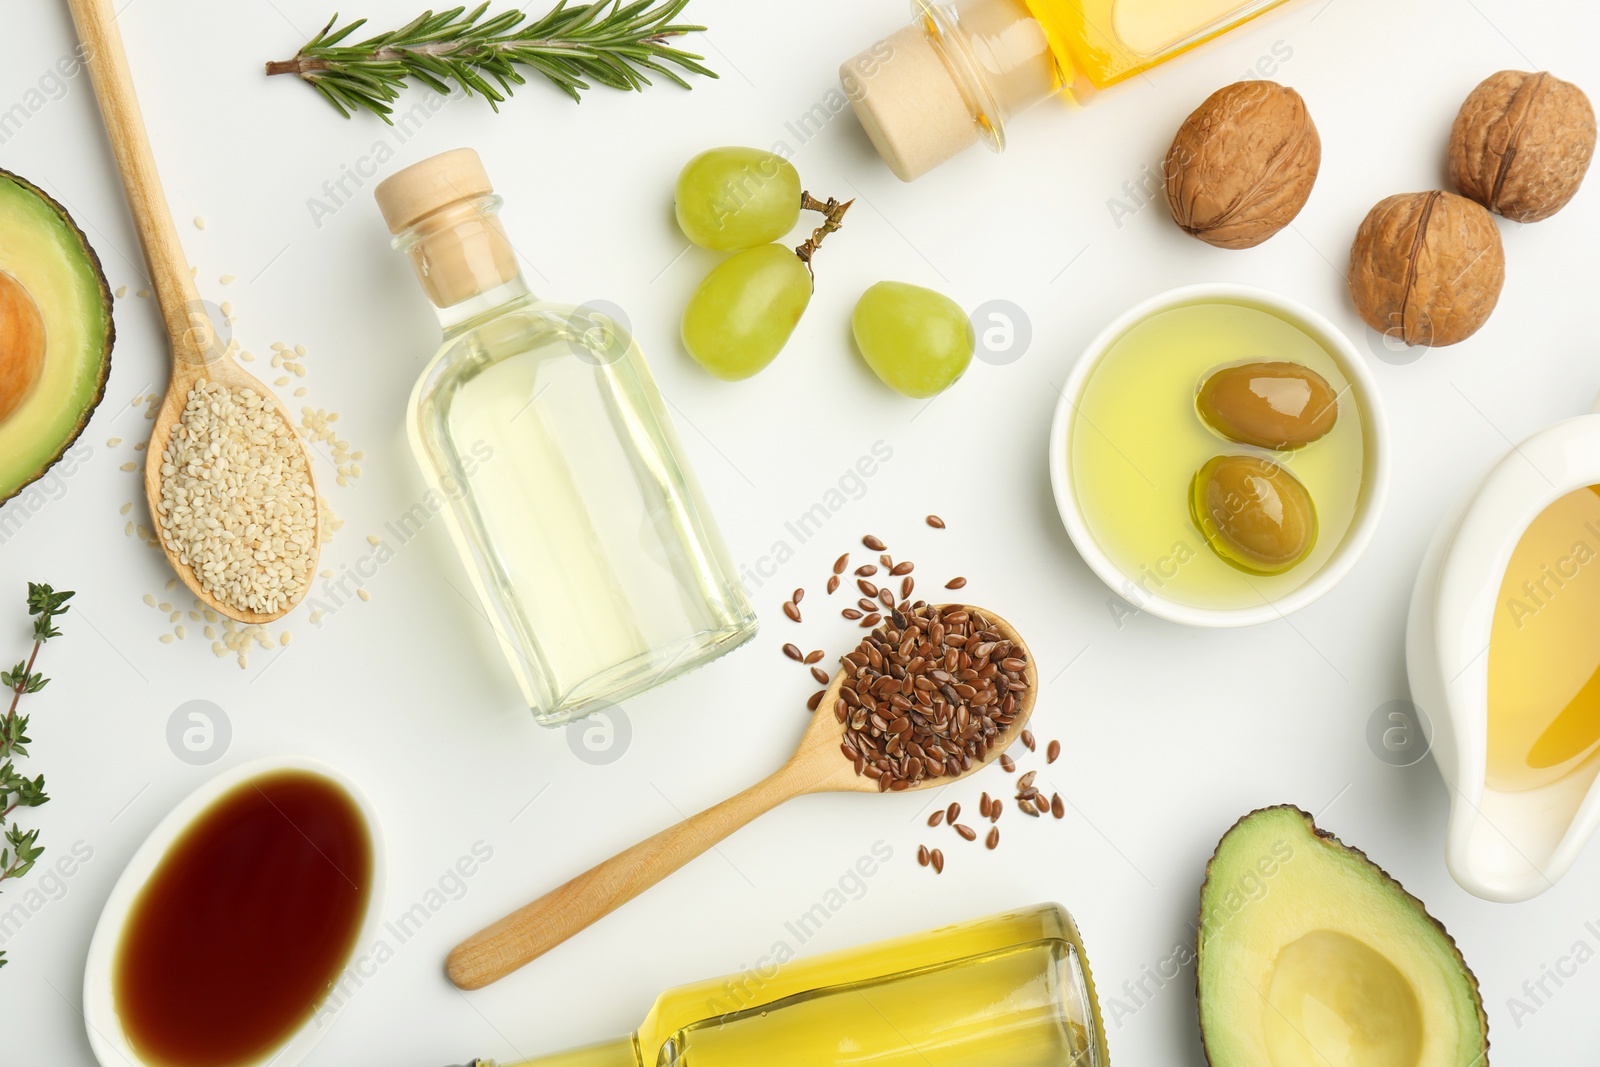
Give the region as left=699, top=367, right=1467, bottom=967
left=1061, top=292, right=1377, bottom=618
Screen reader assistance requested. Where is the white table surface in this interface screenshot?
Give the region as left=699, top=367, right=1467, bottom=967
left=4, top=0, right=1598, bottom=1062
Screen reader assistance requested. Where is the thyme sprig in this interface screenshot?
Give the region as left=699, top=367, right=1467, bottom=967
left=0, top=583, right=72, bottom=971
left=265, top=0, right=717, bottom=122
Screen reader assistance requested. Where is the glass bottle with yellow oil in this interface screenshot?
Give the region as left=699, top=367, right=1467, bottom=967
left=842, top=0, right=1294, bottom=179
left=375, top=149, right=757, bottom=727
left=446, top=904, right=1107, bottom=1067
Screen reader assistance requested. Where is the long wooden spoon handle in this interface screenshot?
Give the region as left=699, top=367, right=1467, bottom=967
left=66, top=0, right=202, bottom=349
left=447, top=767, right=805, bottom=990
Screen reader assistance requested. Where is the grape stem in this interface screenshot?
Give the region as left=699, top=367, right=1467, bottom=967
left=794, top=193, right=853, bottom=279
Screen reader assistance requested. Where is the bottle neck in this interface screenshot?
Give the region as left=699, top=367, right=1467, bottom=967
left=395, top=194, right=528, bottom=328
left=922, top=0, right=1060, bottom=147
left=469, top=1034, right=641, bottom=1067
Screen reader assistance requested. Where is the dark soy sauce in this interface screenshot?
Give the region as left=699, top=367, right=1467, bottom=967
left=114, top=770, right=372, bottom=1066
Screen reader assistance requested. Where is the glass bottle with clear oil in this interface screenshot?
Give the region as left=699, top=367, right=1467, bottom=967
left=444, top=904, right=1107, bottom=1067
left=843, top=0, right=1295, bottom=179
left=376, top=149, right=757, bottom=727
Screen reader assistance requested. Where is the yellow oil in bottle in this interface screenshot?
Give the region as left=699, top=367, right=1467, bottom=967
left=1023, top=0, right=1289, bottom=95
left=1486, top=485, right=1600, bottom=792
left=1070, top=300, right=1365, bottom=610
left=491, top=906, right=1107, bottom=1067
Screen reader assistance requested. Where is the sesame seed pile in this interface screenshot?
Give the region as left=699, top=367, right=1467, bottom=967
left=155, top=380, right=316, bottom=615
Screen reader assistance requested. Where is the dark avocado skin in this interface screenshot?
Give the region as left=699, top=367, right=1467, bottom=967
left=0, top=166, right=115, bottom=505
left=1194, top=804, right=1490, bottom=1066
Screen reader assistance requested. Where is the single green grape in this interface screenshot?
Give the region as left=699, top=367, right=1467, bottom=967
left=675, top=147, right=802, bottom=251
left=851, top=281, right=975, bottom=398
left=682, top=244, right=812, bottom=380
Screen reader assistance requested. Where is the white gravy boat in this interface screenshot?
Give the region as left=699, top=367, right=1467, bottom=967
left=1408, top=395, right=1600, bottom=902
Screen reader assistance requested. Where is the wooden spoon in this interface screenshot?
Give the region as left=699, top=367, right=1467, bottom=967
left=446, top=604, right=1037, bottom=990
left=67, top=0, right=318, bottom=624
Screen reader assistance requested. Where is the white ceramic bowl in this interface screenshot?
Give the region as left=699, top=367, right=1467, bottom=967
left=1048, top=283, right=1391, bottom=628
left=83, top=755, right=386, bottom=1067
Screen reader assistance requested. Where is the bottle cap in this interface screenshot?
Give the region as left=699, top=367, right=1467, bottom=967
left=840, top=23, right=980, bottom=182
left=374, top=148, right=495, bottom=233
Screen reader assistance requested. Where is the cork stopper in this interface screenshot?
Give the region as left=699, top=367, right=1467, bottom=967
left=841, top=24, right=979, bottom=182
left=374, top=148, right=494, bottom=234
left=374, top=148, right=520, bottom=309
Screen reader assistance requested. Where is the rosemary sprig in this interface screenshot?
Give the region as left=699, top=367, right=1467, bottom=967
left=265, top=0, right=717, bottom=122
left=0, top=583, right=71, bottom=971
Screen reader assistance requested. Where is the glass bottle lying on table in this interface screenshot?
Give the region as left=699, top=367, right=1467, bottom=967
left=842, top=0, right=1296, bottom=179
left=375, top=149, right=757, bottom=727
left=446, top=904, right=1108, bottom=1066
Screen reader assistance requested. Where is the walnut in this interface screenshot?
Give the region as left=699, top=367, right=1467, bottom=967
left=1449, top=70, right=1595, bottom=223
left=1163, top=81, right=1320, bottom=249
left=1347, top=191, right=1505, bottom=348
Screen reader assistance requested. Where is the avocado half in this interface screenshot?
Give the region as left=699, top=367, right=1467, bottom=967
left=1197, top=805, right=1488, bottom=1066
left=0, top=168, right=114, bottom=504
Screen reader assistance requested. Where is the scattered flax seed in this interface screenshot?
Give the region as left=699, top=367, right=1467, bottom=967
left=930, top=849, right=944, bottom=874
left=927, top=810, right=945, bottom=827
left=803, top=649, right=824, bottom=664
left=926, top=515, right=945, bottom=529
left=120, top=462, right=137, bottom=472
left=1051, top=793, right=1065, bottom=819
left=810, top=666, right=830, bottom=685
left=833, top=553, right=850, bottom=574
left=946, top=802, right=960, bottom=823
left=782, top=600, right=801, bottom=622
left=1047, top=740, right=1061, bottom=763
left=862, top=534, right=886, bottom=551
left=945, top=577, right=968, bottom=590
left=954, top=823, right=977, bottom=842
left=826, top=575, right=840, bottom=594
left=991, top=799, right=1003, bottom=822
left=1021, top=729, right=1036, bottom=752
left=842, top=608, right=862, bottom=620
left=986, top=827, right=999, bottom=849
left=980, top=793, right=992, bottom=818
left=855, top=564, right=878, bottom=577
left=806, top=689, right=826, bottom=711
left=108, top=437, right=123, bottom=447
left=999, top=754, right=1016, bottom=772
left=917, top=845, right=930, bottom=866
left=792, top=587, right=805, bottom=605
left=357, top=589, right=370, bottom=602
left=782, top=643, right=803, bottom=662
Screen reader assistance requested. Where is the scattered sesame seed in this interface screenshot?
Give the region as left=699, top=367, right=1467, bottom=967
left=220, top=274, right=236, bottom=285
left=159, top=634, right=174, bottom=644
left=295, top=344, right=307, bottom=357
left=119, top=502, right=132, bottom=515
left=357, top=589, right=370, bottom=601
left=169, top=611, right=181, bottom=623
left=294, top=387, right=307, bottom=396
left=108, top=437, right=122, bottom=447
left=280, top=632, right=291, bottom=646
left=124, top=522, right=134, bottom=536
left=174, top=625, right=187, bottom=639
left=143, top=594, right=157, bottom=607
left=194, top=216, right=206, bottom=230
left=120, top=462, right=136, bottom=471
left=367, top=535, right=381, bottom=546
left=115, top=285, right=127, bottom=298
left=204, top=625, right=216, bottom=639
left=166, top=579, right=177, bottom=591
left=137, top=289, right=150, bottom=299
left=159, top=602, right=172, bottom=612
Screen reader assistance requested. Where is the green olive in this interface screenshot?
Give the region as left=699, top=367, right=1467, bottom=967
left=1197, top=361, right=1339, bottom=450
left=1190, top=455, right=1317, bottom=575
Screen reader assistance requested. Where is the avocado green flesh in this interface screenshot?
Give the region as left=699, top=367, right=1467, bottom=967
left=1197, top=806, right=1488, bottom=1067
left=0, top=170, right=113, bottom=504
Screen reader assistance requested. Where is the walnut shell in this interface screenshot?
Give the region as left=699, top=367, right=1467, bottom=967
left=1449, top=70, right=1595, bottom=223
left=1348, top=191, right=1505, bottom=348
left=1164, top=81, right=1321, bottom=249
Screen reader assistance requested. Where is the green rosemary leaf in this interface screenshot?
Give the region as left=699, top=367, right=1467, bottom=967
left=265, top=0, right=715, bottom=120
